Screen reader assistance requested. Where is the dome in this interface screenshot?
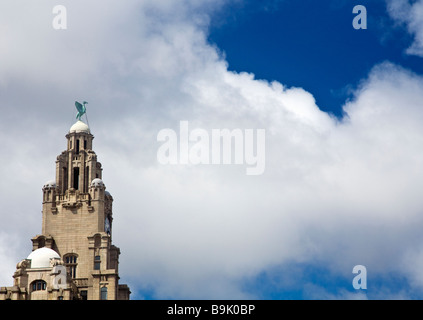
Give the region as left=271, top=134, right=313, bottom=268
left=27, top=248, right=60, bottom=269
left=91, top=178, right=105, bottom=188
left=105, top=190, right=113, bottom=199
left=69, top=120, right=90, bottom=133
left=43, top=180, right=57, bottom=189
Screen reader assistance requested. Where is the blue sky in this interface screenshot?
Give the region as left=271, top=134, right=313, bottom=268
left=2, top=0, right=423, bottom=300
left=209, top=0, right=422, bottom=117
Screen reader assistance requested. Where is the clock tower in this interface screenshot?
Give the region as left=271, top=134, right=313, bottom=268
left=0, top=119, right=130, bottom=300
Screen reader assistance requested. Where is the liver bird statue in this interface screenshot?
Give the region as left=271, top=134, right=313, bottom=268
left=75, top=101, right=88, bottom=121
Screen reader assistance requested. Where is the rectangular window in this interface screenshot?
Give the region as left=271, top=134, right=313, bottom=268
left=84, top=166, right=89, bottom=193
left=94, top=255, right=101, bottom=270
left=63, top=167, right=68, bottom=193
left=73, top=167, right=79, bottom=190
left=37, top=282, right=42, bottom=290
left=80, top=290, right=87, bottom=300
left=71, top=266, right=77, bottom=278
left=101, top=287, right=108, bottom=300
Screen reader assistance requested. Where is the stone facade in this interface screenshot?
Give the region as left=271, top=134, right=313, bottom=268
left=0, top=120, right=130, bottom=300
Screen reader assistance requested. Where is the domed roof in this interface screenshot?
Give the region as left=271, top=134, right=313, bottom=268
left=43, top=180, right=57, bottom=189
left=69, top=120, right=90, bottom=134
left=105, top=190, right=113, bottom=199
left=27, top=247, right=60, bottom=269
left=91, top=178, right=105, bottom=187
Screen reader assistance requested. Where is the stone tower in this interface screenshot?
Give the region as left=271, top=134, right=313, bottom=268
left=0, top=120, right=130, bottom=300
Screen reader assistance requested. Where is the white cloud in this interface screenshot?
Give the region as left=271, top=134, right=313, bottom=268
left=1, top=0, right=423, bottom=299
left=387, top=0, right=423, bottom=57
left=113, top=60, right=423, bottom=299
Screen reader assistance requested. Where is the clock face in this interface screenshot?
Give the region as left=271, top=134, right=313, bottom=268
left=105, top=216, right=111, bottom=234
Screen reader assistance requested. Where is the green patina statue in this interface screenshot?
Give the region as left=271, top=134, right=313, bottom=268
left=75, top=101, right=88, bottom=121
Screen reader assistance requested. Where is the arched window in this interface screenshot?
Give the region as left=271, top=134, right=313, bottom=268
left=94, top=234, right=101, bottom=248
left=31, top=280, right=46, bottom=291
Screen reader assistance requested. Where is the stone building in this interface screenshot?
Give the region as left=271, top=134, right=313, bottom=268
left=0, top=120, right=130, bottom=300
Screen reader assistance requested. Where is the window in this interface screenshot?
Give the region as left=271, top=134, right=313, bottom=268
left=38, top=237, right=45, bottom=248
left=73, top=167, right=79, bottom=190
left=94, top=255, right=101, bottom=270
left=63, top=167, right=68, bottom=193
left=65, top=255, right=77, bottom=264
left=94, top=235, right=101, bottom=248
left=31, top=280, right=46, bottom=291
left=64, top=254, right=78, bottom=278
left=101, top=287, right=108, bottom=300
left=80, top=290, right=88, bottom=300
left=84, top=166, right=89, bottom=192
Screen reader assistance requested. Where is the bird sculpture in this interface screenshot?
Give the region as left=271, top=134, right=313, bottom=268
left=75, top=101, right=88, bottom=121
